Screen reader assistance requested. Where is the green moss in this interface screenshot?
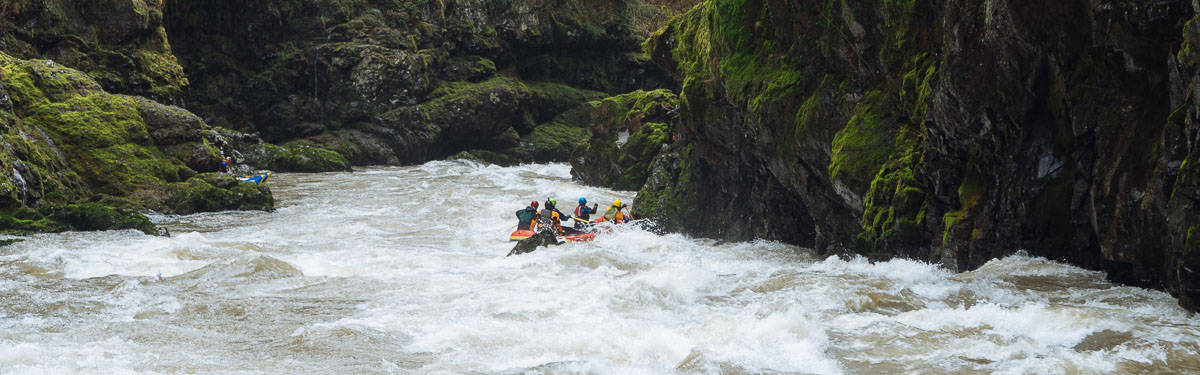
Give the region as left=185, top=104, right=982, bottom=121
left=2, top=201, right=159, bottom=235
left=856, top=121, right=924, bottom=252
left=942, top=209, right=965, bottom=243
left=829, top=91, right=898, bottom=194
left=260, top=141, right=352, bottom=172
left=28, top=94, right=147, bottom=149
left=475, top=58, right=496, bottom=75
left=632, top=144, right=700, bottom=228
left=957, top=172, right=984, bottom=209
left=1188, top=224, right=1199, bottom=252
left=525, top=80, right=607, bottom=119
left=78, top=143, right=192, bottom=194
left=519, top=121, right=591, bottom=162
left=39, top=202, right=156, bottom=234
left=134, top=50, right=189, bottom=99
left=0, top=53, right=105, bottom=110
left=1179, top=16, right=1200, bottom=68
left=0, top=215, right=66, bottom=234
left=938, top=162, right=988, bottom=245
left=575, top=89, right=680, bottom=189
left=0, top=48, right=273, bottom=230
left=164, top=173, right=274, bottom=214
left=587, top=89, right=680, bottom=133
left=450, top=149, right=522, bottom=166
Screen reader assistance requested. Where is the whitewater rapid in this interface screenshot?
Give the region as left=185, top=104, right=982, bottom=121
left=0, top=162, right=1197, bottom=374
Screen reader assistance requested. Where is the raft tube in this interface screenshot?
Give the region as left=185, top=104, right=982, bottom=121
left=562, top=232, right=596, bottom=242
left=510, top=229, right=535, bottom=241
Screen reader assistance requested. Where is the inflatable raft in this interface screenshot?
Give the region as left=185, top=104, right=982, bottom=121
left=510, top=229, right=535, bottom=241
left=508, top=229, right=595, bottom=242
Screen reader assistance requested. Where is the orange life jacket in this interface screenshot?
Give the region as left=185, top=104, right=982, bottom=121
left=538, top=209, right=563, bottom=234
left=603, top=206, right=631, bottom=224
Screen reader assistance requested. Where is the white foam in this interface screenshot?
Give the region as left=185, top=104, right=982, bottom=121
left=1, top=163, right=1197, bottom=373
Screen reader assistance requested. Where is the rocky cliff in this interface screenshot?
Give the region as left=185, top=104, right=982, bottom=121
left=163, top=0, right=674, bottom=165
left=0, top=0, right=188, bottom=102
left=597, top=0, right=1200, bottom=311
left=0, top=0, right=681, bottom=234
left=0, top=52, right=272, bottom=233
left=1, top=1, right=273, bottom=233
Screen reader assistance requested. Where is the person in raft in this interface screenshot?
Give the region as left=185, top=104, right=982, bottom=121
left=515, top=200, right=539, bottom=231
left=538, top=198, right=578, bottom=235
left=573, top=197, right=598, bottom=228
left=602, top=199, right=634, bottom=224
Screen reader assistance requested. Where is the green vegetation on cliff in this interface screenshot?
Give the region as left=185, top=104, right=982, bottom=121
left=0, top=52, right=273, bottom=234
left=616, top=0, right=1200, bottom=312
left=0, top=0, right=189, bottom=101
left=571, top=89, right=679, bottom=190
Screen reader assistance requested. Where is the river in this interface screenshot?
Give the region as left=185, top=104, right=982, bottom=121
left=1, top=162, right=1198, bottom=374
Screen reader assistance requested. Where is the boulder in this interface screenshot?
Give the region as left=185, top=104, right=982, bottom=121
left=507, top=229, right=563, bottom=256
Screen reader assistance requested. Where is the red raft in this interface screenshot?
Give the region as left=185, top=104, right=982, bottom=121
left=509, top=229, right=535, bottom=241
left=508, top=229, right=595, bottom=242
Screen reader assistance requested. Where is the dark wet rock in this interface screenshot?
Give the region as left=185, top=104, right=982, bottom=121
left=162, top=173, right=274, bottom=215
left=571, top=89, right=679, bottom=190
left=508, top=230, right=563, bottom=256
left=0, top=0, right=189, bottom=102
left=162, top=0, right=672, bottom=164
left=39, top=202, right=157, bottom=234
left=450, top=150, right=522, bottom=167
left=0, top=52, right=273, bottom=234
left=251, top=142, right=352, bottom=173
left=0, top=203, right=157, bottom=235
left=1073, top=330, right=1134, bottom=352
left=581, top=0, right=1200, bottom=311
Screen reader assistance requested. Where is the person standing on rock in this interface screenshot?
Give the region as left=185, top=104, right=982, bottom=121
left=219, top=152, right=232, bottom=173
left=515, top=201, right=539, bottom=231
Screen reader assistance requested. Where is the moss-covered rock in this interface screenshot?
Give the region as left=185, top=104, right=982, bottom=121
left=0, top=52, right=273, bottom=235
left=163, top=173, right=274, bottom=214
left=517, top=121, right=592, bottom=162
left=449, top=149, right=523, bottom=166
left=250, top=142, right=352, bottom=173
left=0, top=203, right=157, bottom=235
left=572, top=89, right=679, bottom=190
left=0, top=0, right=189, bottom=101
left=39, top=202, right=157, bottom=234
left=627, top=0, right=1200, bottom=311
left=161, top=0, right=672, bottom=164
left=378, top=76, right=605, bottom=163
left=0, top=208, right=70, bottom=234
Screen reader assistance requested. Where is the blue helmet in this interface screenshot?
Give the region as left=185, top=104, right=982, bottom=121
left=579, top=197, right=587, bottom=205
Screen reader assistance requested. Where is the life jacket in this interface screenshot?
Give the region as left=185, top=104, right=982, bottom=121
left=538, top=209, right=562, bottom=233
left=603, top=206, right=628, bottom=224
left=574, top=205, right=590, bottom=220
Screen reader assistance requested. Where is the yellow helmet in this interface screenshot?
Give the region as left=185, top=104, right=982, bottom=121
left=613, top=199, right=622, bottom=207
